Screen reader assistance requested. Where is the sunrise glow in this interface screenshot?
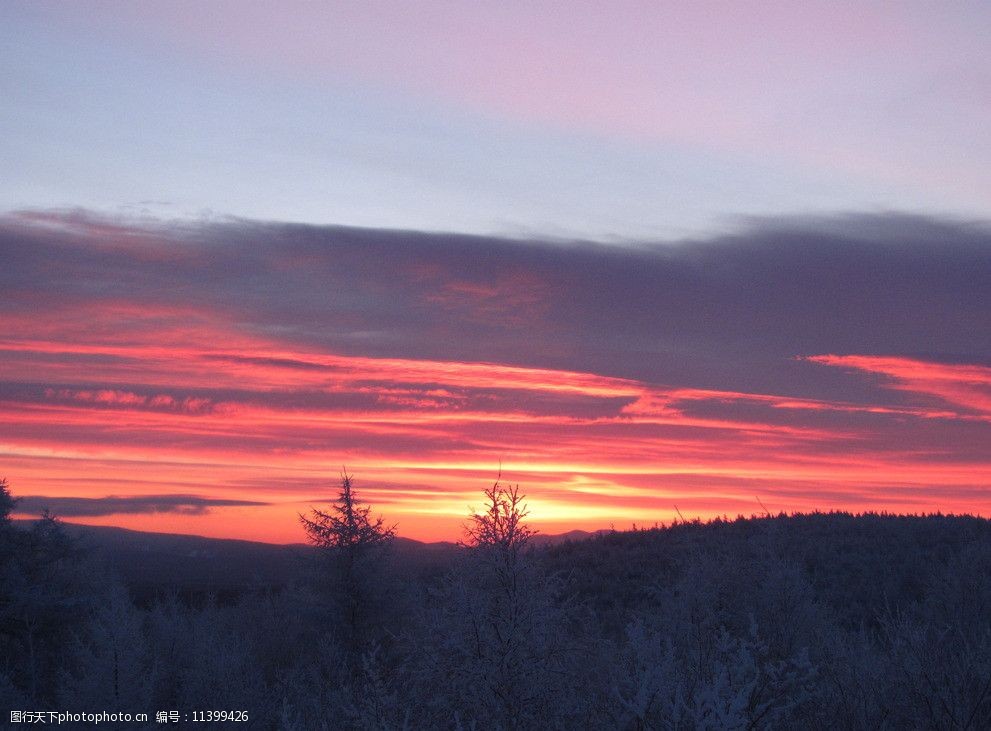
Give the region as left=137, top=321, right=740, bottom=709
left=2, top=211, right=988, bottom=542
left=2, top=2, right=990, bottom=544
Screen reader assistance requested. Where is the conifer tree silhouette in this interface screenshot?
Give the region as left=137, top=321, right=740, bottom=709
left=299, top=471, right=396, bottom=658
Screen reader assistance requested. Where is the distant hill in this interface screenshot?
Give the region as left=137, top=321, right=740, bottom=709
left=530, top=528, right=610, bottom=546
left=10, top=521, right=459, bottom=598
left=12, top=521, right=311, bottom=599
left=10, top=520, right=609, bottom=598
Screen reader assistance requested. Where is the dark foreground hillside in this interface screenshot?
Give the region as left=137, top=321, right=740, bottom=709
left=547, top=511, right=991, bottom=633
left=3, top=500, right=990, bottom=729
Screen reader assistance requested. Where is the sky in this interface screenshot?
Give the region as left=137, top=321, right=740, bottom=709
left=1, top=2, right=990, bottom=542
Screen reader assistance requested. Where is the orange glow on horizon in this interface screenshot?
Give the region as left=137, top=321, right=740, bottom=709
left=3, top=321, right=990, bottom=542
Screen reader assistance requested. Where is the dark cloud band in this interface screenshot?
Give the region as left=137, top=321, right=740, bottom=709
left=15, top=495, right=271, bottom=517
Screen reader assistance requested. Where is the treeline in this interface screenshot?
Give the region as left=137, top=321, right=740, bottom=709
left=2, top=475, right=991, bottom=729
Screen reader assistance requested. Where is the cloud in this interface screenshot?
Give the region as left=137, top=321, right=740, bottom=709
left=3, top=210, right=989, bottom=395
left=15, top=494, right=271, bottom=517
left=806, top=355, right=991, bottom=417
left=1, top=210, right=989, bottom=539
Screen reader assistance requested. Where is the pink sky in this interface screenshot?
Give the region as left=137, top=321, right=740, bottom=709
left=2, top=212, right=988, bottom=542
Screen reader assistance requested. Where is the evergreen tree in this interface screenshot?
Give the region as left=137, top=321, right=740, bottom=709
left=0, top=478, right=15, bottom=551
left=300, top=472, right=396, bottom=552
left=0, top=491, right=96, bottom=705
left=299, top=472, right=396, bottom=658
left=0, top=478, right=14, bottom=521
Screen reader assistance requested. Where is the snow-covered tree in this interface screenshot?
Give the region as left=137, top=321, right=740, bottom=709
left=416, top=480, right=584, bottom=729
left=60, top=585, right=156, bottom=711
left=300, top=472, right=397, bottom=658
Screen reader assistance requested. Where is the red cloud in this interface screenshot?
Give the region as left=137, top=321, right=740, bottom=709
left=807, top=355, right=991, bottom=418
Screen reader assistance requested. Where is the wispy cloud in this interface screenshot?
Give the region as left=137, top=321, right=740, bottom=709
left=806, top=355, right=991, bottom=417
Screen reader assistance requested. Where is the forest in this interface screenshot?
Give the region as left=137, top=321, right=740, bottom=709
left=2, top=475, right=990, bottom=730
